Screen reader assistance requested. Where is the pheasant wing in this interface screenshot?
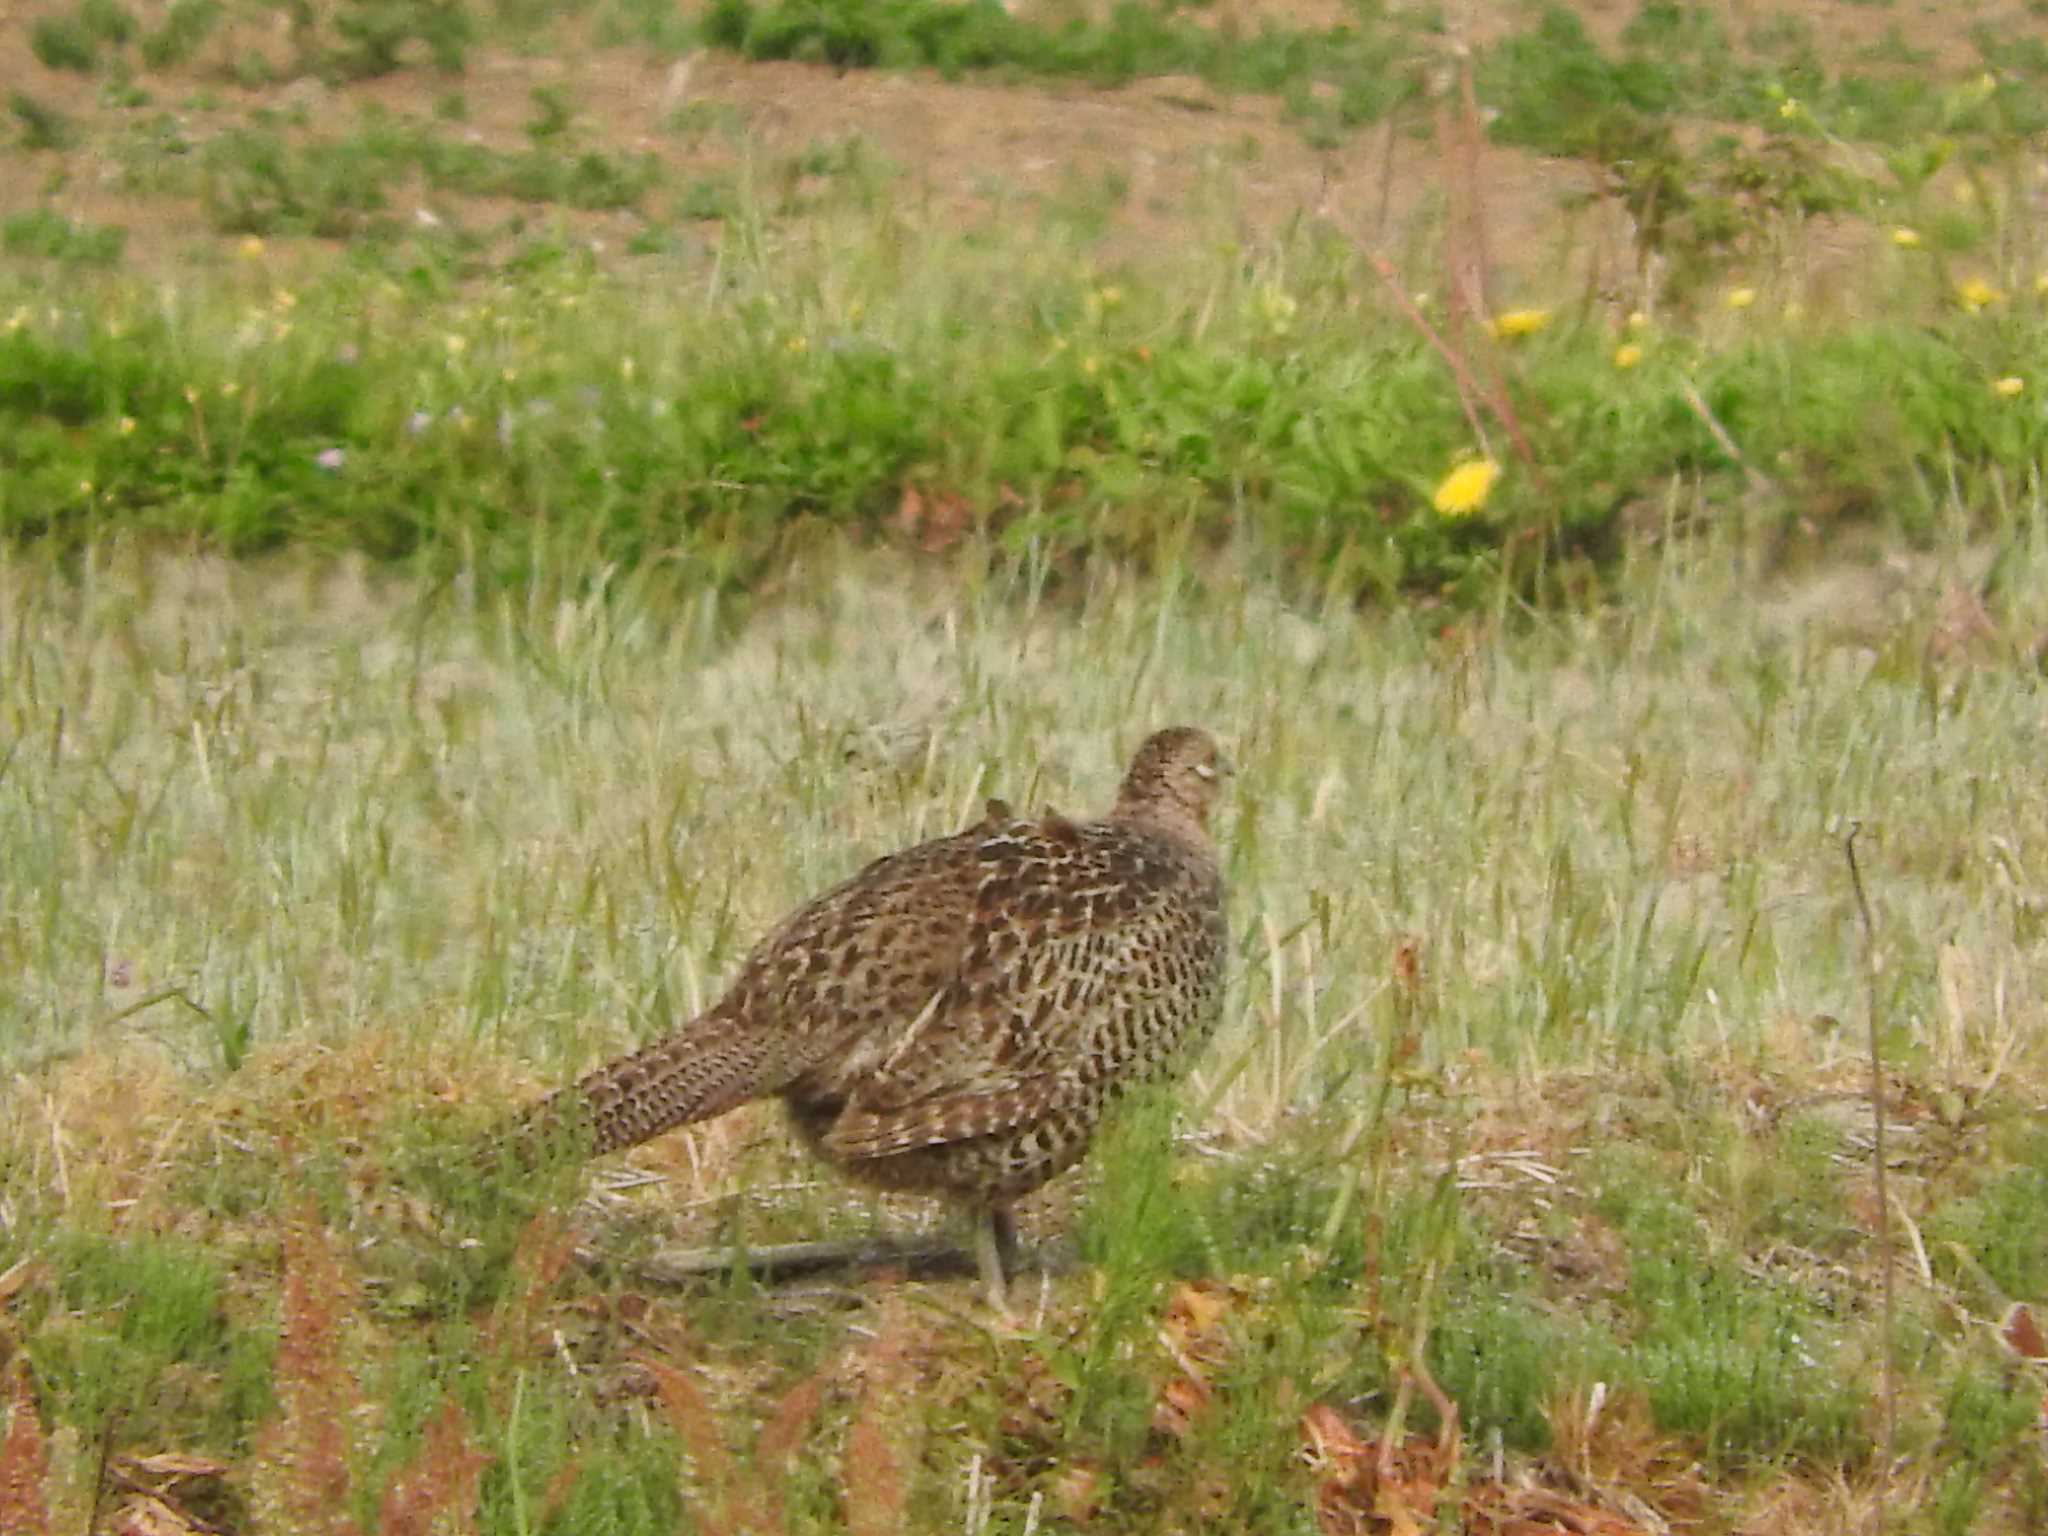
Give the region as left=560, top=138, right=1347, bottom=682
left=819, top=820, right=1222, bottom=1159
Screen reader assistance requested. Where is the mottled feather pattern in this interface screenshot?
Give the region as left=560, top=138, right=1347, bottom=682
left=515, top=726, right=1229, bottom=1218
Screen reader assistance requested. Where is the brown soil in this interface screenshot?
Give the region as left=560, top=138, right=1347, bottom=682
left=0, top=0, right=2021, bottom=297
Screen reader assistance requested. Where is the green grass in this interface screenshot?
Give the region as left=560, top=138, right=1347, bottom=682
left=688, top=0, right=2041, bottom=153
left=20, top=1231, right=275, bottom=1446
left=1, top=196, right=2044, bottom=598
left=1, top=209, right=127, bottom=265
left=190, top=106, right=663, bottom=235
left=698, top=0, right=1428, bottom=121
left=5, top=510, right=2048, bottom=1527
left=1, top=0, right=2044, bottom=595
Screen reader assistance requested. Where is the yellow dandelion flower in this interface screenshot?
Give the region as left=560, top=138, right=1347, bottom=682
left=501, top=368, right=518, bottom=384
left=1257, top=286, right=1298, bottom=333
left=1080, top=284, right=1125, bottom=321
left=1891, top=227, right=1922, bottom=248
left=1489, top=308, right=1552, bottom=338
left=1433, top=459, right=1501, bottom=517
left=445, top=334, right=467, bottom=354
left=1726, top=287, right=1757, bottom=310
left=1081, top=355, right=1100, bottom=376
left=620, top=357, right=635, bottom=381
left=2037, top=272, right=2048, bottom=295
left=1613, top=343, right=1644, bottom=370
left=1992, top=376, right=2025, bottom=397
left=1625, top=310, right=1649, bottom=331
left=118, top=416, right=137, bottom=435
left=1778, top=98, right=1801, bottom=120
left=1956, top=277, right=2005, bottom=312
left=274, top=290, right=297, bottom=310
left=5, top=307, right=27, bottom=332
left=79, top=480, right=94, bottom=495
left=785, top=335, right=807, bottom=353
left=238, top=236, right=266, bottom=259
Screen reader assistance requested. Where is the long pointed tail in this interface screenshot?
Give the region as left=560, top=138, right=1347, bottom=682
left=510, top=1009, right=800, bottom=1162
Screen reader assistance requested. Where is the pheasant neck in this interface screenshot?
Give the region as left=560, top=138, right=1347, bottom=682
left=1111, top=795, right=1213, bottom=850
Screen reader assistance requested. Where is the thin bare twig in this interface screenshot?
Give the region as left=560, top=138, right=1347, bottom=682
left=1843, top=822, right=1896, bottom=1525
left=1364, top=256, right=1494, bottom=457
left=91, top=986, right=215, bottom=1035
left=1361, top=256, right=1545, bottom=482
left=1349, top=52, right=1544, bottom=483
left=1679, top=381, right=1776, bottom=497
left=1447, top=45, right=1493, bottom=323
left=632, top=1235, right=999, bottom=1288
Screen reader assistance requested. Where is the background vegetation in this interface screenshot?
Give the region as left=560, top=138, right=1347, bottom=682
left=3, top=0, right=2048, bottom=598
left=3, top=0, right=2047, bottom=1531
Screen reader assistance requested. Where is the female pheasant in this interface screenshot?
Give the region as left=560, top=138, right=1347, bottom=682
left=516, top=726, right=1230, bottom=1305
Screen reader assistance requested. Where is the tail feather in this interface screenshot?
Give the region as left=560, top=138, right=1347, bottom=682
left=515, top=1012, right=802, bottom=1161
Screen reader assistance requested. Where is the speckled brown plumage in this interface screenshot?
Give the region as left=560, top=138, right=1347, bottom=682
left=516, top=728, right=1230, bottom=1301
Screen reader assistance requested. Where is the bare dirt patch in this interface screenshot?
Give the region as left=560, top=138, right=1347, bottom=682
left=5, top=0, right=2013, bottom=298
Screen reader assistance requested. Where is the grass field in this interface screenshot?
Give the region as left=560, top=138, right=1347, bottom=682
left=4, top=0, right=2048, bottom=1531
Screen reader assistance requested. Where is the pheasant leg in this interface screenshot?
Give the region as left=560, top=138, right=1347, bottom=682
left=974, top=1203, right=1021, bottom=1313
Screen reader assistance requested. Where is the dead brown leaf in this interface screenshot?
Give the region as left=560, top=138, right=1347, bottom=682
left=997, top=1350, right=1069, bottom=1442
left=2000, top=1302, right=2045, bottom=1363
left=117, top=1454, right=231, bottom=1483
left=1302, top=1403, right=1447, bottom=1535
left=1153, top=1280, right=1240, bottom=1438
left=1392, top=936, right=1423, bottom=993
left=1301, top=1402, right=1658, bottom=1536
left=1301, top=1401, right=1373, bottom=1463
left=0, top=1261, right=45, bottom=1310
left=1464, top=1482, right=1653, bottom=1535
left=107, top=1492, right=208, bottom=1536
left=1050, top=1460, right=1105, bottom=1525
left=1153, top=1374, right=1212, bottom=1440
left=895, top=484, right=974, bottom=552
